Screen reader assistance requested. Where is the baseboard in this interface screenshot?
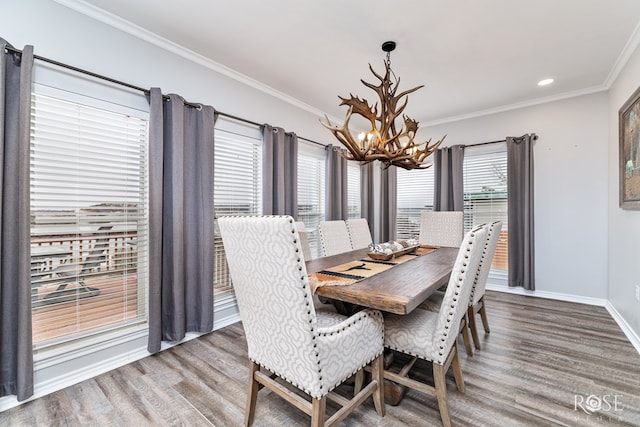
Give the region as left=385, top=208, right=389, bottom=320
left=0, top=342, right=150, bottom=413
left=486, top=284, right=640, bottom=355
left=0, top=308, right=242, bottom=413
left=485, top=283, right=608, bottom=306
left=604, top=301, right=640, bottom=355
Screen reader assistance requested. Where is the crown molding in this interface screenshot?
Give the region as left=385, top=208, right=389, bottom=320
left=54, top=0, right=638, bottom=130
left=604, top=19, right=640, bottom=89
left=52, top=0, right=326, bottom=119
left=421, top=84, right=608, bottom=127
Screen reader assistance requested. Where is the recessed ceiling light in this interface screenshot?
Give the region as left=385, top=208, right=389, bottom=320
left=538, top=78, right=554, bottom=86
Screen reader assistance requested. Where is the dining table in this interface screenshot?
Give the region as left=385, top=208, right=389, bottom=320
left=306, top=245, right=460, bottom=405
left=306, top=246, right=459, bottom=315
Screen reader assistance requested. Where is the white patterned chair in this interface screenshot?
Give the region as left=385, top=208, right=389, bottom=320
left=296, top=221, right=336, bottom=312
left=318, top=220, right=353, bottom=257
left=420, top=221, right=502, bottom=353
left=295, top=221, right=314, bottom=260
left=345, top=218, right=373, bottom=250
left=219, top=216, right=385, bottom=427
left=419, top=211, right=464, bottom=248
left=467, top=221, right=502, bottom=349
left=383, top=224, right=488, bottom=427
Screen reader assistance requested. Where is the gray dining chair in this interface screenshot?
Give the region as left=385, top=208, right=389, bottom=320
left=318, top=220, right=353, bottom=257
left=382, top=224, right=488, bottom=427
left=345, top=218, right=373, bottom=250
left=219, top=215, right=385, bottom=426
left=419, top=211, right=464, bottom=247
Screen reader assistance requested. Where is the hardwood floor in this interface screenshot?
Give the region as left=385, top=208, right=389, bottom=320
left=3, top=291, right=640, bottom=426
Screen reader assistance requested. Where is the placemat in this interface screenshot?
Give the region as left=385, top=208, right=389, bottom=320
left=309, top=246, right=436, bottom=294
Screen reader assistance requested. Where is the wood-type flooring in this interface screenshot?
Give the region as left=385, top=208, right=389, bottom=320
left=2, top=291, right=639, bottom=426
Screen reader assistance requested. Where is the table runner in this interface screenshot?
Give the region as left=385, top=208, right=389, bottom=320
left=309, top=246, right=437, bottom=294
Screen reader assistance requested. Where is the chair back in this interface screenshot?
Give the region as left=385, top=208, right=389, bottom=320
left=470, top=221, right=502, bottom=306
left=219, top=216, right=324, bottom=393
left=346, top=218, right=373, bottom=249
left=432, top=223, right=487, bottom=363
left=318, top=220, right=353, bottom=256
left=419, top=211, right=464, bottom=247
left=80, top=225, right=113, bottom=274
left=295, top=221, right=313, bottom=260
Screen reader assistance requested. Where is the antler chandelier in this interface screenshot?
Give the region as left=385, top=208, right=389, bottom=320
left=321, top=41, right=445, bottom=170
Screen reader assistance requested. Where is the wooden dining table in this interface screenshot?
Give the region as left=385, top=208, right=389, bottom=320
left=306, top=246, right=459, bottom=315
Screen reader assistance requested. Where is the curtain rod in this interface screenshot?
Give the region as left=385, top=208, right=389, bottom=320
left=4, top=45, right=326, bottom=148
left=215, top=111, right=325, bottom=148
left=464, top=134, right=538, bottom=148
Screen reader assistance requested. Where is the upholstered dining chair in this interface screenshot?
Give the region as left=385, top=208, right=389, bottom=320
left=318, top=220, right=353, bottom=257
left=421, top=221, right=502, bottom=353
left=345, top=218, right=374, bottom=250
left=219, top=216, right=385, bottom=427
left=382, top=224, right=487, bottom=427
left=295, top=221, right=314, bottom=260
left=466, top=221, right=502, bottom=349
left=419, top=211, right=464, bottom=247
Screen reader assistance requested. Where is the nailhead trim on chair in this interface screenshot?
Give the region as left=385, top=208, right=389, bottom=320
left=241, top=217, right=383, bottom=398
left=434, top=227, right=478, bottom=357
left=288, top=218, right=326, bottom=392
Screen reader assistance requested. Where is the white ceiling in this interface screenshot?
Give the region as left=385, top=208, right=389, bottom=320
left=63, top=0, right=640, bottom=125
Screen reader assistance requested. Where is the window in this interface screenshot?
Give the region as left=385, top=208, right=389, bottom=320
left=213, top=118, right=262, bottom=297
left=297, top=142, right=326, bottom=258
left=396, top=167, right=434, bottom=239
left=463, top=143, right=508, bottom=283
left=30, top=85, right=149, bottom=346
left=347, top=162, right=361, bottom=219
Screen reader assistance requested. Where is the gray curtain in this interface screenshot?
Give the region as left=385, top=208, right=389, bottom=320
left=325, top=145, right=348, bottom=220
left=262, top=124, right=298, bottom=218
left=434, top=145, right=465, bottom=211
left=360, top=163, right=376, bottom=241
left=0, top=40, right=34, bottom=400
left=507, top=134, right=535, bottom=290
left=380, top=166, right=397, bottom=242
left=148, top=89, right=215, bottom=353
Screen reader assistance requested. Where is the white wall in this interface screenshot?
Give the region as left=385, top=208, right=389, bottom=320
left=424, top=92, right=610, bottom=299
left=608, top=43, right=640, bottom=337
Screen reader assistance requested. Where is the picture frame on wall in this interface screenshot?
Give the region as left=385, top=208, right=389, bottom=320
left=619, top=85, right=640, bottom=210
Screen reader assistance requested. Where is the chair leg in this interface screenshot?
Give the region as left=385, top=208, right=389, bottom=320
left=433, top=363, right=452, bottom=427
left=468, top=306, right=481, bottom=350
left=244, top=361, right=260, bottom=427
left=478, top=297, right=490, bottom=334
left=450, top=341, right=465, bottom=394
left=371, top=354, right=385, bottom=416
left=310, top=396, right=326, bottom=427
left=459, top=313, right=474, bottom=357
left=354, top=370, right=364, bottom=395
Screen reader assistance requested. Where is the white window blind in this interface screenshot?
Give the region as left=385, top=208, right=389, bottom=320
left=396, top=167, right=435, bottom=239
left=347, top=162, right=361, bottom=219
left=213, top=119, right=262, bottom=297
left=30, top=87, right=149, bottom=346
left=297, top=142, right=326, bottom=258
left=463, top=143, right=509, bottom=282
